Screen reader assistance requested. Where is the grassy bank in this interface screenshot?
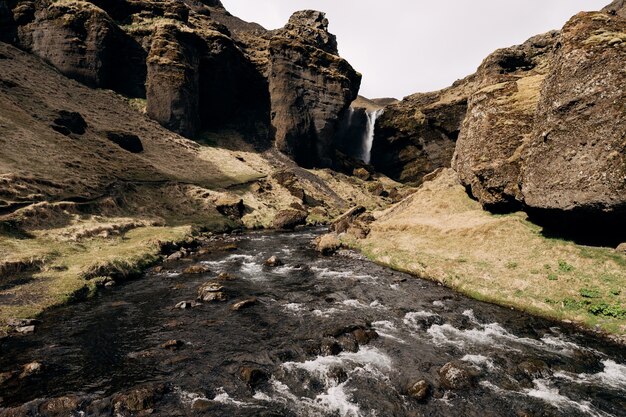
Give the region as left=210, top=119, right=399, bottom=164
left=347, top=169, right=626, bottom=338
left=0, top=219, right=196, bottom=327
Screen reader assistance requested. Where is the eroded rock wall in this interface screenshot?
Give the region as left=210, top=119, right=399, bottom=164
left=521, top=12, right=626, bottom=218
left=0, top=1, right=357, bottom=161
left=452, top=32, right=558, bottom=211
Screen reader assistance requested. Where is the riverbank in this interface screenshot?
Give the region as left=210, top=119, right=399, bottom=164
left=345, top=169, right=626, bottom=341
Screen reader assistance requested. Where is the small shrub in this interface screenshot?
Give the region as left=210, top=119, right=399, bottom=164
left=588, top=303, right=626, bottom=318
left=558, top=260, right=574, bottom=273
left=543, top=264, right=552, bottom=270
left=579, top=287, right=601, bottom=298
left=547, top=273, right=558, bottom=281
left=505, top=261, right=518, bottom=269
left=610, top=288, right=621, bottom=296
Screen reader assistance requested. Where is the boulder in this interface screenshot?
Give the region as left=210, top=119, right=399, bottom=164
left=330, top=206, right=366, bottom=234
left=438, top=361, right=475, bottom=390
left=20, top=361, right=43, bottom=379
left=15, top=325, right=35, bottom=334
left=264, top=256, right=283, bottom=267
left=112, top=383, right=167, bottom=413
left=239, top=367, right=269, bottom=387
left=315, top=233, right=341, bottom=255
left=215, top=194, right=245, bottom=218
left=521, top=12, right=626, bottom=220
left=51, top=110, right=87, bottom=136
left=616, top=243, right=626, bottom=254
left=452, top=32, right=558, bottom=211
left=269, top=10, right=361, bottom=167
left=105, top=132, right=143, bottom=153
left=160, top=339, right=184, bottom=350
left=352, top=328, right=378, bottom=345
left=407, top=380, right=431, bottom=401
left=183, top=264, right=210, bottom=274
left=352, top=167, right=371, bottom=181
left=272, top=209, right=307, bottom=230
left=197, top=282, right=227, bottom=302
left=38, top=396, right=82, bottom=417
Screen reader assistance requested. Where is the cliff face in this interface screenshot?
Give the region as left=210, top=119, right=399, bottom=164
left=371, top=78, right=474, bottom=184
left=452, top=32, right=558, bottom=211
left=373, top=3, right=625, bottom=223
left=1, top=0, right=359, bottom=164
left=521, top=11, right=626, bottom=218
left=268, top=11, right=361, bottom=167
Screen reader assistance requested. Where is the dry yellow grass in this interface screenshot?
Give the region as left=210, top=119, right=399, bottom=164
left=351, top=169, right=626, bottom=336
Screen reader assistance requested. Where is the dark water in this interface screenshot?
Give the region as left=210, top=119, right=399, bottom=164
left=1, top=229, right=625, bottom=416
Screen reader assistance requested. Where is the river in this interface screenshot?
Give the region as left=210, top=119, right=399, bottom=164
left=1, top=229, right=624, bottom=416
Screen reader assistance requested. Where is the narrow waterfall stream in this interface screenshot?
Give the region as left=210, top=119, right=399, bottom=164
left=360, top=109, right=383, bottom=164
left=0, top=229, right=624, bottom=417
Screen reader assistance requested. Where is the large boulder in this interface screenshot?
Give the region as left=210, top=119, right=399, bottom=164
left=269, top=10, right=361, bottom=167
left=452, top=31, right=558, bottom=211
left=520, top=12, right=626, bottom=223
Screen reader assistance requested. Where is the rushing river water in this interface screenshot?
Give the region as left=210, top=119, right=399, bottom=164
left=1, top=229, right=625, bottom=416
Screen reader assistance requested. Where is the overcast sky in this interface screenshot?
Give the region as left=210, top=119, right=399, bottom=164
left=222, top=0, right=608, bottom=99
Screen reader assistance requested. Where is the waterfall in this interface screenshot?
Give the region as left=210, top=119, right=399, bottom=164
left=360, top=109, right=383, bottom=164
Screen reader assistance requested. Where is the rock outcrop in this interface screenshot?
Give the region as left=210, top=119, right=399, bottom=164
left=372, top=2, right=624, bottom=228
left=10, top=0, right=146, bottom=97
left=452, top=32, right=558, bottom=211
left=1, top=1, right=358, bottom=164
left=371, top=79, right=474, bottom=184
left=603, top=0, right=626, bottom=17
left=269, top=10, right=361, bottom=167
left=521, top=11, right=626, bottom=221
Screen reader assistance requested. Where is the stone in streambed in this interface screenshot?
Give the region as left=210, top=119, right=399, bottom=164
left=438, top=361, right=475, bottom=390
left=20, top=361, right=43, bottom=379
left=239, top=367, right=269, bottom=387
left=230, top=297, right=257, bottom=311
left=407, top=380, right=431, bottom=401
left=183, top=264, right=210, bottom=274
left=264, top=256, right=283, bottom=267
left=160, top=339, right=184, bottom=350
left=197, top=281, right=227, bottom=302
left=314, top=233, right=341, bottom=256
left=112, top=383, right=167, bottom=413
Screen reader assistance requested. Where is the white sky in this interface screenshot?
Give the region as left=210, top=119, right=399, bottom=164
left=221, top=0, right=609, bottom=99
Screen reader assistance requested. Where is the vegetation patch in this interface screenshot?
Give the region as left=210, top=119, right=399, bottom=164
left=348, top=169, right=626, bottom=337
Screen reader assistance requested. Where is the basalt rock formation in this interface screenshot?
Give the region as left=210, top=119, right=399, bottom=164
left=521, top=11, right=626, bottom=226
left=1, top=0, right=359, bottom=165
left=269, top=10, right=361, bottom=167
left=452, top=31, right=558, bottom=211
left=371, top=79, right=474, bottom=184
left=373, top=2, right=625, bottom=227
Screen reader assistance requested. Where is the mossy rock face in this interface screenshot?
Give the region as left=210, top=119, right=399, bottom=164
left=521, top=12, right=626, bottom=221
left=452, top=31, right=557, bottom=212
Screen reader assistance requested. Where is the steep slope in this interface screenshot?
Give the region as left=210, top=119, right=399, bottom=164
left=1, top=0, right=360, bottom=166
left=0, top=41, right=398, bottom=326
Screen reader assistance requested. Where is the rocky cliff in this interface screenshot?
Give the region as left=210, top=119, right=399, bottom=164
left=1, top=0, right=360, bottom=165
left=372, top=2, right=625, bottom=227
